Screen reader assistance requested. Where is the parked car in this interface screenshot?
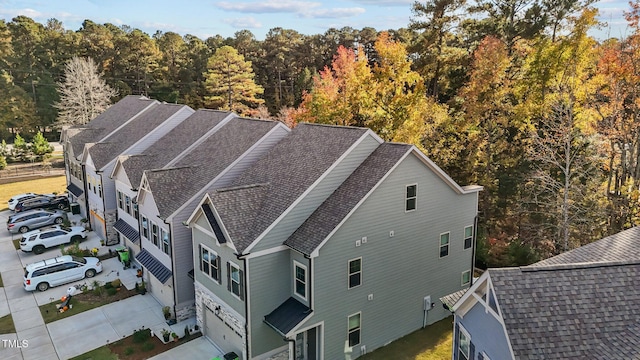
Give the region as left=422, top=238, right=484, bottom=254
left=14, top=195, right=69, bottom=213
left=20, top=225, right=87, bottom=254
left=23, top=255, right=102, bottom=291
left=8, top=193, right=38, bottom=211
left=7, top=209, right=66, bottom=234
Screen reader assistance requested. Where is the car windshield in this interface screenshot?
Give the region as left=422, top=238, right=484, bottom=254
left=71, top=256, right=87, bottom=264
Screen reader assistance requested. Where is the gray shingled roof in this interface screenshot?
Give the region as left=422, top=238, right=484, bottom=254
left=490, top=261, right=640, bottom=359
left=284, top=143, right=410, bottom=255
left=145, top=118, right=279, bottom=219
left=532, top=226, right=640, bottom=267
left=88, top=103, right=185, bottom=170
left=121, top=109, right=232, bottom=188
left=211, top=123, right=369, bottom=253
left=439, top=288, right=468, bottom=310
left=69, top=95, right=154, bottom=156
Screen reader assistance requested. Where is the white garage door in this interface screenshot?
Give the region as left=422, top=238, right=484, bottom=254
left=205, top=306, right=244, bottom=358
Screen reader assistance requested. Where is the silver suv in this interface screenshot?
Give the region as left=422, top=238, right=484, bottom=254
left=20, top=226, right=87, bottom=254
left=7, top=209, right=65, bottom=234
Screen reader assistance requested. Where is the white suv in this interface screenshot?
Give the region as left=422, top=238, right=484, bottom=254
left=20, top=226, right=87, bottom=254
left=23, top=255, right=102, bottom=291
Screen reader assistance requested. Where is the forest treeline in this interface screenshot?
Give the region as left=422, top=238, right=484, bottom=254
left=1, top=0, right=640, bottom=267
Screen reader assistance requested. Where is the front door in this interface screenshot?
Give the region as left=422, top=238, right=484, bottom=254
left=295, top=327, right=318, bottom=360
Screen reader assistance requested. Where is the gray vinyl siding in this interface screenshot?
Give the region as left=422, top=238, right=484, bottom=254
left=171, top=212, right=196, bottom=305
left=457, top=302, right=512, bottom=360
left=250, top=134, right=380, bottom=253
left=192, top=220, right=245, bottom=315
left=101, top=162, right=117, bottom=210
left=248, top=250, right=291, bottom=357
left=306, top=153, right=478, bottom=359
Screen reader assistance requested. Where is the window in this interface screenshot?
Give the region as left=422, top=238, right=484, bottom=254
left=141, top=216, right=148, bottom=238
left=125, top=195, right=131, bottom=215
left=98, top=184, right=102, bottom=198
left=117, top=191, right=123, bottom=209
left=348, top=258, right=361, bottom=288
left=227, top=262, right=244, bottom=300
left=199, top=245, right=220, bottom=283
left=405, top=184, right=417, bottom=211
left=458, top=325, right=471, bottom=360
left=462, top=270, right=471, bottom=286
left=151, top=222, right=158, bottom=246
left=293, top=261, right=307, bottom=300
left=464, top=226, right=473, bottom=250
left=161, top=228, right=170, bottom=255
left=440, top=232, right=450, bottom=258
left=133, top=203, right=139, bottom=220
left=348, top=313, right=361, bottom=347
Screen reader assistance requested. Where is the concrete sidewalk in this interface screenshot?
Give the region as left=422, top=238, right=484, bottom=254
left=148, top=337, right=224, bottom=360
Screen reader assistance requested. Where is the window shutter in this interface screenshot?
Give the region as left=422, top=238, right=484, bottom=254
left=216, top=255, right=222, bottom=284
left=239, top=269, right=245, bottom=301
left=227, top=262, right=231, bottom=291
left=198, top=245, right=203, bottom=271
left=470, top=341, right=475, bottom=360
left=454, top=323, right=460, bottom=360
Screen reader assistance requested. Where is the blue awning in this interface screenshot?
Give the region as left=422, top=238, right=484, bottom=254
left=67, top=183, right=84, bottom=197
left=135, top=249, right=172, bottom=284
left=113, top=218, right=140, bottom=243
left=264, top=297, right=311, bottom=336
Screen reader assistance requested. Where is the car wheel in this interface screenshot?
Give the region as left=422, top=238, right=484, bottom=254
left=19, top=226, right=29, bottom=234
left=37, top=282, right=49, bottom=291
left=85, top=269, right=96, bottom=278
left=57, top=203, right=65, bottom=209
left=33, top=245, right=45, bottom=255
left=54, top=217, right=63, bottom=224
left=71, top=235, right=82, bottom=242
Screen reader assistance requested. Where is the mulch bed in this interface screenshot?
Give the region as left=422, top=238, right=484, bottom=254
left=108, top=329, right=202, bottom=360
left=74, top=284, right=138, bottom=303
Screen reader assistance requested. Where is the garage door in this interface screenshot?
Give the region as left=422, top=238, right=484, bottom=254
left=205, top=306, right=243, bottom=358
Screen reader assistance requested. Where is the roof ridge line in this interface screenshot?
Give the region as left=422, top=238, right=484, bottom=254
left=214, top=183, right=270, bottom=193
left=520, top=259, right=640, bottom=272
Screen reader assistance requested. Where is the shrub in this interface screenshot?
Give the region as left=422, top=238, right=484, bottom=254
left=61, top=242, right=90, bottom=257
left=132, top=328, right=150, bottom=344
left=106, top=287, right=117, bottom=296
left=104, top=282, right=113, bottom=289
left=124, top=347, right=134, bottom=355
left=141, top=342, right=154, bottom=351
left=111, top=279, right=121, bottom=288
left=0, top=155, right=6, bottom=170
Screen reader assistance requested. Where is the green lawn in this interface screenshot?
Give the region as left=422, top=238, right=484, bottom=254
left=69, top=346, right=117, bottom=360
left=0, top=176, right=67, bottom=211
left=360, top=316, right=453, bottom=360
left=11, top=239, right=20, bottom=250
left=0, top=313, right=16, bottom=334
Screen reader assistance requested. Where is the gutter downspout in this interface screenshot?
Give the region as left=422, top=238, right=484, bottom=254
left=470, top=215, right=479, bottom=287
left=81, top=163, right=91, bottom=230
left=237, top=252, right=250, bottom=360
left=161, top=217, right=178, bottom=321
left=304, top=254, right=313, bottom=311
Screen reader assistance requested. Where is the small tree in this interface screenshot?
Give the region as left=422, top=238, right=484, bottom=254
left=55, top=57, right=117, bottom=126
left=0, top=155, right=6, bottom=170
left=12, top=133, right=31, bottom=162
left=31, top=131, right=53, bottom=161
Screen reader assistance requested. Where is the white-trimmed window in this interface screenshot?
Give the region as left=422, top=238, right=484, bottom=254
left=141, top=216, right=148, bottom=238
left=440, top=232, right=450, bottom=258
left=161, top=228, right=170, bottom=255
left=117, top=191, right=123, bottom=209
left=199, top=245, right=220, bottom=283
left=405, top=184, right=417, bottom=211
left=464, top=225, right=473, bottom=250
left=227, top=262, right=244, bottom=300
left=125, top=195, right=131, bottom=215
left=348, top=312, right=361, bottom=347
left=461, top=270, right=471, bottom=286
left=133, top=203, right=139, bottom=220
left=348, top=258, right=362, bottom=289
left=151, top=221, right=158, bottom=246
left=293, top=261, right=307, bottom=300
left=98, top=184, right=102, bottom=198
left=458, top=325, right=471, bottom=360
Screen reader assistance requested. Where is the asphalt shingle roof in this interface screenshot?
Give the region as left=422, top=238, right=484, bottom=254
left=121, top=109, right=231, bottom=188
left=211, top=123, right=369, bottom=253
left=490, top=261, right=640, bottom=360
left=88, top=103, right=185, bottom=170
left=145, top=118, right=279, bottom=219
left=68, top=95, right=154, bottom=156
left=264, top=297, right=311, bottom=336
left=532, top=226, right=640, bottom=267
left=284, top=143, right=410, bottom=255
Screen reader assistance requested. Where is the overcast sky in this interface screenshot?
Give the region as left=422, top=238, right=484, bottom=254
left=0, top=0, right=633, bottom=40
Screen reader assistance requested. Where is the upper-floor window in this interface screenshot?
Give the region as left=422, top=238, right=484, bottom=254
left=161, top=228, right=171, bottom=255
left=227, top=262, right=244, bottom=300
left=464, top=226, right=473, bottom=250
left=440, top=232, right=450, bottom=258
left=348, top=312, right=361, bottom=347
left=406, top=184, right=417, bottom=211
left=133, top=203, right=139, bottom=220
left=199, top=245, right=220, bottom=283
left=458, top=325, right=471, bottom=360
left=293, top=261, right=307, bottom=300
left=151, top=222, right=158, bottom=246
left=117, top=191, right=123, bottom=209
left=461, top=270, right=471, bottom=286
left=98, top=184, right=102, bottom=198
left=141, top=216, right=148, bottom=238
left=125, top=195, right=131, bottom=215
left=348, top=258, right=362, bottom=289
